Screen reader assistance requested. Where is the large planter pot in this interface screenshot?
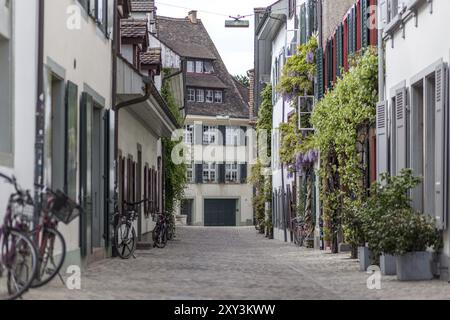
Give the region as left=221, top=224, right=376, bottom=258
left=380, top=253, right=397, bottom=275
left=396, top=251, right=433, bottom=281
left=358, top=246, right=373, bottom=271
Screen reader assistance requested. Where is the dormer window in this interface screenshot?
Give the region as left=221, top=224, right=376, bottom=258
left=187, top=59, right=214, bottom=74
left=188, top=87, right=223, bottom=104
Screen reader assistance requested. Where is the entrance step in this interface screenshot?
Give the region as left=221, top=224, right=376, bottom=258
left=87, top=247, right=107, bottom=265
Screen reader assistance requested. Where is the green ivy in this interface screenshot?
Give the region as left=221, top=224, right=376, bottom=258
left=311, top=47, right=378, bottom=253
left=161, top=69, right=187, bottom=216
left=250, top=85, right=274, bottom=237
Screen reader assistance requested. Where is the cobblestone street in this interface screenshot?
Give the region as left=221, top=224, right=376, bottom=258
left=26, top=227, right=450, bottom=300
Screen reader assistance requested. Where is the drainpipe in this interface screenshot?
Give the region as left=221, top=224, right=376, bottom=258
left=33, top=0, right=45, bottom=226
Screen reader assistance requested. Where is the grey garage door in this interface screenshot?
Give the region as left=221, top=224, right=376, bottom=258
left=204, top=199, right=237, bottom=226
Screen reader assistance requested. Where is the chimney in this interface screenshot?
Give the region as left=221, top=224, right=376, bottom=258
left=188, top=10, right=198, bottom=24
left=247, top=69, right=256, bottom=123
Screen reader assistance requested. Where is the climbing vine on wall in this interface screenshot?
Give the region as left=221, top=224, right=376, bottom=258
left=277, top=36, right=318, bottom=100
left=161, top=69, right=187, bottom=216
left=250, top=85, right=274, bottom=237
left=311, top=47, right=378, bottom=254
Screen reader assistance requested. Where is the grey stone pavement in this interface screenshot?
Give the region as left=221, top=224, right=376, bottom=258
left=26, top=227, right=450, bottom=300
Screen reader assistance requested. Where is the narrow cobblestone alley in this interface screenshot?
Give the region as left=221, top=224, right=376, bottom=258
left=25, top=227, right=449, bottom=300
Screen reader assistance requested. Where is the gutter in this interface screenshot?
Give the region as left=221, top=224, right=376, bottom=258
left=33, top=0, right=45, bottom=224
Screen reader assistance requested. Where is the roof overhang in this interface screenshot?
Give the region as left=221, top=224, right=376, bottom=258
left=256, top=0, right=287, bottom=41
left=116, top=56, right=179, bottom=138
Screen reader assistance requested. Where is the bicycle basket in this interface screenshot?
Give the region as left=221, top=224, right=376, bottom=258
left=50, top=190, right=82, bottom=224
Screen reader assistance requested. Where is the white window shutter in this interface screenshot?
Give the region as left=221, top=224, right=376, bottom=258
left=376, top=100, right=388, bottom=181
left=434, top=63, right=448, bottom=230
left=395, top=87, right=407, bottom=175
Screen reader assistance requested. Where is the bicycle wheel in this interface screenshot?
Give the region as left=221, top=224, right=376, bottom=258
left=0, top=230, right=38, bottom=300
left=114, top=222, right=136, bottom=259
left=153, top=224, right=167, bottom=249
left=30, top=228, right=66, bottom=288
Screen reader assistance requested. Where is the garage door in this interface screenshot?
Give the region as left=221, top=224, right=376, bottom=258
left=204, top=199, right=237, bottom=226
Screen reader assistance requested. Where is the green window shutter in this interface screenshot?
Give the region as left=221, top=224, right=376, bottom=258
left=336, top=25, right=343, bottom=78
left=195, top=164, right=203, bottom=184
left=300, top=3, right=307, bottom=44
left=240, top=164, right=248, bottom=184
left=307, top=0, right=315, bottom=39
left=65, top=81, right=79, bottom=200
left=316, top=48, right=324, bottom=100
left=361, top=0, right=368, bottom=48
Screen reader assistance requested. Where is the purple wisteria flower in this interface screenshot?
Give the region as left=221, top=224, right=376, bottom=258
left=306, top=50, right=314, bottom=64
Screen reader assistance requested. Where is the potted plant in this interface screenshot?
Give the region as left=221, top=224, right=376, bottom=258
left=362, top=169, right=424, bottom=275
left=375, top=208, right=441, bottom=281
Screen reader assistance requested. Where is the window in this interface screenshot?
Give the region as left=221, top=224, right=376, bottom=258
left=184, top=125, right=193, bottom=144
left=225, top=163, right=239, bottom=183
left=196, top=89, right=204, bottom=103
left=0, top=36, right=12, bottom=165
left=226, top=126, right=240, bottom=146
left=204, top=61, right=214, bottom=73
left=205, top=90, right=214, bottom=103
left=196, top=61, right=204, bottom=73
left=186, top=162, right=194, bottom=183
left=298, top=96, right=315, bottom=131
left=214, top=91, right=223, bottom=103
left=187, top=88, right=195, bottom=102
left=203, top=163, right=217, bottom=183
left=203, top=126, right=218, bottom=145
left=187, top=60, right=195, bottom=73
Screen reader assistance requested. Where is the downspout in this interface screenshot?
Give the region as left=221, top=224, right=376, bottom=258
left=378, top=3, right=385, bottom=102
left=281, top=20, right=288, bottom=243
left=33, top=0, right=45, bottom=226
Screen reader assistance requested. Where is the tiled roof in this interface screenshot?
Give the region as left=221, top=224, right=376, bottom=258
left=120, top=19, right=147, bottom=38
left=141, top=48, right=161, bottom=65
left=156, top=16, right=249, bottom=119
left=130, top=0, right=155, bottom=12
left=186, top=73, right=227, bottom=89
left=233, top=78, right=250, bottom=104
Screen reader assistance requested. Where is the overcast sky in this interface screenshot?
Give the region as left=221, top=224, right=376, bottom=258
left=157, top=0, right=275, bottom=77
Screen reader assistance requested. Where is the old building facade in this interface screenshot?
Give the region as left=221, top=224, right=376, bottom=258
left=155, top=11, right=254, bottom=227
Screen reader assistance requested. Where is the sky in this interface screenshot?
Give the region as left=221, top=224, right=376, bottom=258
left=157, top=0, right=275, bottom=77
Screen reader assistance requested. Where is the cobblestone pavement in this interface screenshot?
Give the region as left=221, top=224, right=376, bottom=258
left=25, top=227, right=450, bottom=300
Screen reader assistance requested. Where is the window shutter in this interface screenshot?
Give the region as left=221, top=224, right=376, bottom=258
left=300, top=3, right=307, bottom=44
left=343, top=17, right=349, bottom=71
left=356, top=0, right=362, bottom=51
left=395, top=87, right=407, bottom=174
left=240, top=163, right=248, bottom=184
left=434, top=64, right=448, bottom=230
left=361, top=0, right=368, bottom=48
left=218, top=125, right=226, bottom=184
left=336, top=25, right=343, bottom=78
left=316, top=48, right=324, bottom=100
left=65, top=81, right=79, bottom=200
left=218, top=125, right=226, bottom=145
left=194, top=123, right=203, bottom=145
left=376, top=101, right=388, bottom=179
left=195, top=164, right=203, bottom=184
left=240, top=126, right=247, bottom=146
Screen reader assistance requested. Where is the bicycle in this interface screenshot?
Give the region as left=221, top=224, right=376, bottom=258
left=113, top=199, right=148, bottom=259
left=27, top=185, right=81, bottom=288
left=0, top=173, right=38, bottom=300
left=152, top=213, right=169, bottom=249
left=291, top=217, right=310, bottom=247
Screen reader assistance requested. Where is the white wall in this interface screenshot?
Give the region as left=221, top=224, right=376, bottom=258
left=119, top=109, right=160, bottom=235
left=43, top=0, right=113, bottom=257
left=383, top=1, right=450, bottom=265
left=0, top=0, right=38, bottom=224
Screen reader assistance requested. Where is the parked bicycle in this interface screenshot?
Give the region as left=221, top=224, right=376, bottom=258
left=291, top=217, right=310, bottom=247
left=26, top=185, right=81, bottom=288
left=152, top=213, right=169, bottom=249
left=113, top=199, right=148, bottom=259
left=0, top=173, right=38, bottom=300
